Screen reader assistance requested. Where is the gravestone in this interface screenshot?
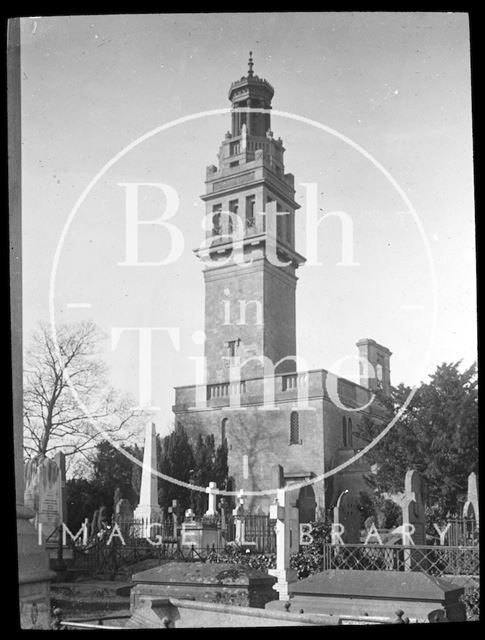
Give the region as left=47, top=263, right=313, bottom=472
left=97, top=505, right=109, bottom=530
left=116, top=498, right=134, bottom=539
left=463, top=471, right=479, bottom=525
left=23, top=451, right=66, bottom=543
left=395, top=469, right=426, bottom=545
left=333, top=490, right=360, bottom=544
left=113, top=487, right=122, bottom=510
left=91, top=509, right=99, bottom=539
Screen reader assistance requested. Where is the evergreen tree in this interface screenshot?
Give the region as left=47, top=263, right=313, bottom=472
left=213, top=442, right=229, bottom=490
left=65, top=440, right=142, bottom=530
left=357, top=361, right=478, bottom=519
left=158, top=423, right=195, bottom=513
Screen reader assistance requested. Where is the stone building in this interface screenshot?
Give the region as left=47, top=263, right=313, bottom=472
left=173, top=54, right=391, bottom=521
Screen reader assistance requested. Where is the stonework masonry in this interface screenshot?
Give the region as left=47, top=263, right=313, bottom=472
left=172, top=55, right=391, bottom=521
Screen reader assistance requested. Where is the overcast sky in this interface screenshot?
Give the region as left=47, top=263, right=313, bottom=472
left=20, top=12, right=475, bottom=435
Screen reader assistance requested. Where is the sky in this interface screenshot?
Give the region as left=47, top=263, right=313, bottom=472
left=20, top=12, right=476, bottom=436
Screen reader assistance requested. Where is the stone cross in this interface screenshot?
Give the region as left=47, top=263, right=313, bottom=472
left=205, top=482, right=218, bottom=517
left=268, top=488, right=298, bottom=600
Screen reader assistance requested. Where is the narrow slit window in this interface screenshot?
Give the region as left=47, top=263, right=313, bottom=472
left=290, top=411, right=300, bottom=444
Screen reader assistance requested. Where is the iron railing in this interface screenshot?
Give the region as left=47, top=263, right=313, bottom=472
left=322, top=543, right=479, bottom=580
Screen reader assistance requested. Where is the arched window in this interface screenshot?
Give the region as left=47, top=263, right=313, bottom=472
left=221, top=418, right=228, bottom=448
left=342, top=416, right=348, bottom=447
left=347, top=418, right=353, bottom=448
left=290, top=411, right=300, bottom=444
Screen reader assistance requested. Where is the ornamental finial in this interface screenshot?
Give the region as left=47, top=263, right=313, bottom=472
left=248, top=51, right=254, bottom=77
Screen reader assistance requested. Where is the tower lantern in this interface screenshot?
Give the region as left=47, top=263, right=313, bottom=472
left=228, top=51, right=274, bottom=137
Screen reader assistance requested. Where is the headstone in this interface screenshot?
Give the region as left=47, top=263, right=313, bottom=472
left=401, top=469, right=426, bottom=545
left=113, top=486, right=122, bottom=510
left=23, top=451, right=66, bottom=543
left=91, top=509, right=99, bottom=538
left=116, top=498, right=134, bottom=539
left=364, top=515, right=376, bottom=531
left=134, top=422, right=162, bottom=523
left=333, top=490, right=360, bottom=544
left=463, top=472, right=479, bottom=525
left=116, top=498, right=133, bottom=518
left=97, top=505, right=109, bottom=538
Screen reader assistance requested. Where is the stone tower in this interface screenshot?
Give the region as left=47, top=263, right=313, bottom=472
left=195, top=53, right=306, bottom=383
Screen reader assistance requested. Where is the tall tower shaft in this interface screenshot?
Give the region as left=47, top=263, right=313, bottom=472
left=195, top=54, right=306, bottom=383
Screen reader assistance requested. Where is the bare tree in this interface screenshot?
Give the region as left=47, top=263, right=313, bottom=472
left=23, top=320, right=145, bottom=470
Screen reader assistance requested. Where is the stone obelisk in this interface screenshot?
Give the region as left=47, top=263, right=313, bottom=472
left=134, top=422, right=162, bottom=522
